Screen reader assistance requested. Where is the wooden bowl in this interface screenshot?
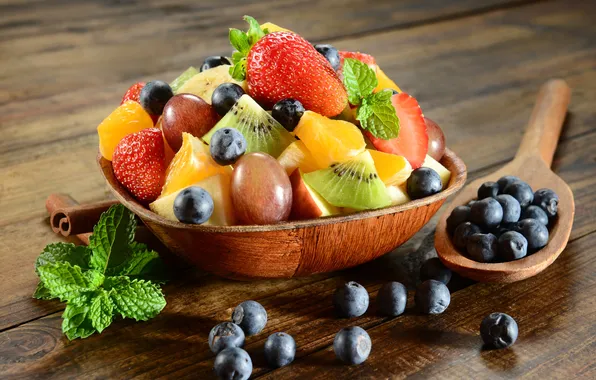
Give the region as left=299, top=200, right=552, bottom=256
left=98, top=149, right=466, bottom=279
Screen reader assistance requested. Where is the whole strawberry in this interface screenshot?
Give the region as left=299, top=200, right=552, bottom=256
left=112, top=128, right=166, bottom=203
left=247, top=32, right=347, bottom=116
left=121, top=82, right=146, bottom=105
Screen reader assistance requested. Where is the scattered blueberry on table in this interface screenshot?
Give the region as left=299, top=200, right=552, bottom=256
left=377, top=282, right=408, bottom=316
left=447, top=175, right=558, bottom=263
left=209, top=322, right=246, bottom=354
left=333, top=326, right=372, bottom=365
left=415, top=279, right=451, bottom=314
left=264, top=332, right=296, bottom=368
left=232, top=300, right=268, bottom=336
left=213, top=347, right=253, bottom=380
left=480, top=313, right=518, bottom=349
left=419, top=257, right=452, bottom=285
left=333, top=281, right=370, bottom=318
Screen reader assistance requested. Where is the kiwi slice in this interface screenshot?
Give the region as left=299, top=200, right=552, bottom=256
left=170, top=66, right=199, bottom=94
left=303, top=150, right=391, bottom=210
left=203, top=95, right=295, bottom=158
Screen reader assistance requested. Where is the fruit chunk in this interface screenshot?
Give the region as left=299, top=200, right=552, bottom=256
left=314, top=44, right=341, bottom=71
left=170, top=67, right=199, bottom=93
left=260, top=22, right=292, bottom=33
left=161, top=94, right=220, bottom=152
left=246, top=32, right=348, bottom=117
left=177, top=65, right=247, bottom=105
left=294, top=111, right=365, bottom=168
left=374, top=67, right=401, bottom=93
left=277, top=140, right=322, bottom=176
left=160, top=133, right=231, bottom=197
left=425, top=117, right=446, bottom=161
left=210, top=128, right=247, bottom=165
left=203, top=95, right=295, bottom=158
left=98, top=101, right=154, bottom=161
left=200, top=56, right=232, bottom=73
left=338, top=51, right=377, bottom=72
left=231, top=152, right=292, bottom=225
left=112, top=128, right=165, bottom=203
left=386, top=184, right=410, bottom=206
left=303, top=150, right=390, bottom=210
left=140, top=81, right=174, bottom=116
left=421, top=155, right=451, bottom=189
left=150, top=173, right=236, bottom=226
left=289, top=169, right=339, bottom=220
left=367, top=149, right=412, bottom=186
left=406, top=167, right=443, bottom=200
left=121, top=82, right=145, bottom=104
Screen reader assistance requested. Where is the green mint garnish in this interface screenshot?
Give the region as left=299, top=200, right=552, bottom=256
left=33, top=205, right=167, bottom=340
left=228, top=15, right=268, bottom=81
left=342, top=58, right=400, bottom=140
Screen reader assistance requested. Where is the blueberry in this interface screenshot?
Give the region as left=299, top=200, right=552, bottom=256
left=200, top=55, right=232, bottom=72
left=480, top=313, right=518, bottom=349
left=264, top=332, right=296, bottom=368
left=314, top=44, right=340, bottom=71
left=208, top=322, right=245, bottom=354
left=173, top=186, right=213, bottom=224
left=453, top=222, right=482, bottom=250
left=497, top=231, right=528, bottom=261
left=470, top=198, right=503, bottom=228
left=521, top=205, right=549, bottom=226
left=211, top=83, right=245, bottom=116
left=478, top=181, right=499, bottom=199
left=210, top=128, right=247, bottom=165
left=514, top=219, right=549, bottom=251
left=272, top=98, right=305, bottom=132
left=333, top=326, right=371, bottom=365
left=446, top=205, right=470, bottom=235
left=467, top=199, right=478, bottom=207
left=140, top=80, right=173, bottom=115
left=406, top=167, right=443, bottom=199
left=497, top=175, right=521, bottom=193
left=490, top=222, right=517, bottom=238
left=415, top=280, right=450, bottom=314
left=333, top=281, right=369, bottom=318
left=503, top=181, right=534, bottom=208
left=377, top=282, right=407, bottom=316
left=389, top=89, right=399, bottom=95
left=213, top=347, right=252, bottom=380
left=466, top=233, right=498, bottom=263
left=420, top=257, right=452, bottom=284
left=533, top=188, right=559, bottom=218
left=232, top=300, right=267, bottom=336
left=494, top=194, right=521, bottom=224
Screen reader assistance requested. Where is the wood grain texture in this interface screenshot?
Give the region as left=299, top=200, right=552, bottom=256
left=436, top=80, right=575, bottom=282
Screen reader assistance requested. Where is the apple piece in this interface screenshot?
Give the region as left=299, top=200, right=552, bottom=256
left=161, top=94, right=220, bottom=152
left=150, top=173, right=235, bottom=226
left=289, top=169, right=339, bottom=220
left=422, top=155, right=451, bottom=189
left=386, top=184, right=410, bottom=206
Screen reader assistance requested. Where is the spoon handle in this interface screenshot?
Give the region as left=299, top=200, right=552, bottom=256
left=515, top=79, right=571, bottom=167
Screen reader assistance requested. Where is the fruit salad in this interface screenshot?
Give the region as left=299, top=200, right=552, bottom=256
left=97, top=16, right=452, bottom=226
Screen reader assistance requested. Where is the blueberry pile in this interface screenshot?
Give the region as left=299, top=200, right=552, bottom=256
left=447, top=176, right=559, bottom=263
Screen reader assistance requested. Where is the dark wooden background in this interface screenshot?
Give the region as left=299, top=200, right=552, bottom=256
left=1, top=0, right=595, bottom=378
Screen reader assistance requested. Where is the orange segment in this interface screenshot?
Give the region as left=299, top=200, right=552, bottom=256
left=277, top=140, right=322, bottom=176
left=260, top=22, right=292, bottom=33
left=294, top=111, right=366, bottom=168
left=160, top=133, right=231, bottom=197
left=98, top=100, right=154, bottom=160
left=375, top=67, right=402, bottom=93
left=368, top=149, right=412, bottom=185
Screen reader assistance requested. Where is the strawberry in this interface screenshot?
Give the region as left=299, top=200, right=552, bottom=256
left=121, top=82, right=146, bottom=105
left=339, top=51, right=377, bottom=72
left=112, top=128, right=166, bottom=203
left=365, top=93, right=428, bottom=169
left=246, top=32, right=348, bottom=117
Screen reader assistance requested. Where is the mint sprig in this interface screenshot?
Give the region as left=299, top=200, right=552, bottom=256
left=229, top=15, right=268, bottom=81
left=342, top=58, right=400, bottom=139
left=33, top=205, right=167, bottom=340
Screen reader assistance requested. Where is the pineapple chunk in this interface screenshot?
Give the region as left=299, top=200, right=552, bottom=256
left=422, top=155, right=451, bottom=189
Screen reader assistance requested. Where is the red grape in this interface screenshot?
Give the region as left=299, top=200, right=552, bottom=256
left=425, top=117, right=446, bottom=161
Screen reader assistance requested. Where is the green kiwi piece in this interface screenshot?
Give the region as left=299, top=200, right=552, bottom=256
left=303, top=150, right=391, bottom=210
left=203, top=95, right=295, bottom=158
left=170, top=66, right=199, bottom=94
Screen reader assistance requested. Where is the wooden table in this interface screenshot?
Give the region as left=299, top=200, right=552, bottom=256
left=1, top=0, right=595, bottom=378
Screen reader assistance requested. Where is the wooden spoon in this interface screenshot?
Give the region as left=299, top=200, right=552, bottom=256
left=435, top=79, right=574, bottom=283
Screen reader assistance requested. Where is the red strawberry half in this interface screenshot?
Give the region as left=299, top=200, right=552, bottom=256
left=121, top=82, right=145, bottom=105
left=365, top=93, right=428, bottom=169
left=339, top=51, right=377, bottom=72
left=247, top=32, right=348, bottom=117
left=112, top=128, right=166, bottom=203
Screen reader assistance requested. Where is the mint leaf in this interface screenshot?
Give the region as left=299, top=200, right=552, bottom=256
left=357, top=93, right=400, bottom=140
left=105, top=242, right=167, bottom=282
left=244, top=15, right=265, bottom=45
left=62, top=293, right=96, bottom=340
left=84, top=270, right=106, bottom=289
left=35, top=243, right=91, bottom=274
left=229, top=29, right=250, bottom=55
left=104, top=276, right=131, bottom=290
left=109, top=279, right=166, bottom=321
left=38, top=263, right=100, bottom=301
left=229, top=58, right=247, bottom=81
left=342, top=58, right=378, bottom=106
left=89, top=205, right=136, bottom=274
left=33, top=281, right=54, bottom=300
left=89, top=289, right=113, bottom=333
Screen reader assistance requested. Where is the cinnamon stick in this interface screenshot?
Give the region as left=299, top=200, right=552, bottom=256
left=46, top=194, right=118, bottom=237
